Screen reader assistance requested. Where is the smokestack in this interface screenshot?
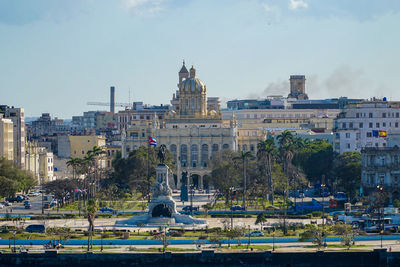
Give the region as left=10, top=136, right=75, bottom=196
left=110, top=86, right=115, bottom=113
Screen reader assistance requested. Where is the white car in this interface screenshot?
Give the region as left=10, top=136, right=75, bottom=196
left=0, top=204, right=4, bottom=209
left=245, top=231, right=264, bottom=237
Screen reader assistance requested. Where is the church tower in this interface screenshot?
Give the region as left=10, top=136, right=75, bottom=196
left=178, top=64, right=207, bottom=118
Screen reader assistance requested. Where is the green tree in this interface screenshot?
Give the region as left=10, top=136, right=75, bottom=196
left=257, top=137, right=276, bottom=205
left=255, top=213, right=267, bottom=230
left=111, top=145, right=174, bottom=198
left=334, top=152, right=361, bottom=200
left=299, top=225, right=324, bottom=249
left=233, top=151, right=254, bottom=209
left=0, top=157, right=36, bottom=197
left=66, top=157, right=83, bottom=179
left=293, top=140, right=334, bottom=184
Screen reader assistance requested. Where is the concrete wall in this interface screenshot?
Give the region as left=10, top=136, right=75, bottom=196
left=0, top=249, right=399, bottom=267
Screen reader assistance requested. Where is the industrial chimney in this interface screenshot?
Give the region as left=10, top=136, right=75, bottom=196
left=110, top=86, right=115, bottom=113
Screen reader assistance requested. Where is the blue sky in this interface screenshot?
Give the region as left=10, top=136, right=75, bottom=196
left=1, top=0, right=400, bottom=118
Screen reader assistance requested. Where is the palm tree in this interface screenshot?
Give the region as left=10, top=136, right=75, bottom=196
left=277, top=130, right=296, bottom=235
left=66, top=157, right=82, bottom=179
left=86, top=199, right=98, bottom=250
left=234, top=151, right=253, bottom=209
left=257, top=137, right=276, bottom=205
left=255, top=213, right=267, bottom=231
left=85, top=146, right=106, bottom=198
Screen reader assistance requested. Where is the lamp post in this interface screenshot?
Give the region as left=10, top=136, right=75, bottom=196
left=321, top=183, right=326, bottom=248
left=377, top=185, right=384, bottom=248
left=247, top=225, right=251, bottom=250
left=272, top=226, right=275, bottom=251
left=230, top=187, right=234, bottom=229
left=190, top=184, right=194, bottom=216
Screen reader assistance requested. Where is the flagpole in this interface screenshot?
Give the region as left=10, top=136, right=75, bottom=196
left=147, top=138, right=151, bottom=203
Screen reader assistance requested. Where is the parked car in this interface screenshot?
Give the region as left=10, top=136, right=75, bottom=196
left=230, top=205, right=246, bottom=211
left=245, top=231, right=264, bottom=237
left=3, top=201, right=12, bottom=206
left=6, top=196, right=24, bottom=203
left=182, top=206, right=198, bottom=212
left=26, top=224, right=46, bottom=233
left=99, top=207, right=114, bottom=212
left=24, top=201, right=30, bottom=206
left=43, top=203, right=50, bottom=209
left=0, top=203, right=4, bottom=209
left=25, top=203, right=32, bottom=209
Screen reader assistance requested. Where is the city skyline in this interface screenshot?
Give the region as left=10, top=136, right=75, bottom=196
left=1, top=0, right=400, bottom=118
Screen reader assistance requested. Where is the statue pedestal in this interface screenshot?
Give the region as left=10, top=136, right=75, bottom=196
left=115, top=162, right=207, bottom=227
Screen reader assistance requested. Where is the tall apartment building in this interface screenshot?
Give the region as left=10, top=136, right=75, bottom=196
left=333, top=100, right=400, bottom=154
left=0, top=117, right=13, bottom=161
left=0, top=105, right=25, bottom=168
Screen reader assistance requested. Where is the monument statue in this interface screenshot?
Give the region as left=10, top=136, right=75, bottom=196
left=115, top=156, right=206, bottom=227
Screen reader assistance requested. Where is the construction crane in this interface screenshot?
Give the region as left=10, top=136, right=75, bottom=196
left=87, top=102, right=131, bottom=107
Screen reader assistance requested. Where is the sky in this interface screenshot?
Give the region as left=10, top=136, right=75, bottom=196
left=1, top=0, right=400, bottom=119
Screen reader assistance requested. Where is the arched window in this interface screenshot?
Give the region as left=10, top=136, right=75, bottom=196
left=170, top=144, right=177, bottom=163
left=191, top=144, right=198, bottom=167
left=180, top=144, right=187, bottom=167
left=201, top=144, right=209, bottom=167
left=223, top=144, right=229, bottom=150
left=250, top=144, right=254, bottom=151
left=191, top=98, right=195, bottom=110
left=243, top=145, right=247, bottom=151
left=212, top=144, right=219, bottom=157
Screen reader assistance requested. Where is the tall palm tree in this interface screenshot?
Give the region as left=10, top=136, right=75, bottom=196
left=277, top=130, right=296, bottom=235
left=234, top=151, right=253, bottom=209
left=66, top=157, right=82, bottom=179
left=86, top=146, right=106, bottom=198
left=257, top=137, right=276, bottom=205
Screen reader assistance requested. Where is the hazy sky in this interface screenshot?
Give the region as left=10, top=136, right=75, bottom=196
left=1, top=0, right=400, bottom=118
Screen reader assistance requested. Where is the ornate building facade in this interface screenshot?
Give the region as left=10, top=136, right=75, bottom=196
left=122, top=62, right=241, bottom=189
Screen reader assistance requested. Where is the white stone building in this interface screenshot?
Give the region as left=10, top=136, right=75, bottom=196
left=0, top=117, right=13, bottom=161
left=333, top=100, right=400, bottom=154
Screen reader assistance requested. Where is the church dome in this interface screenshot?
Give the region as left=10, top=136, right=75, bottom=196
left=179, top=65, right=206, bottom=92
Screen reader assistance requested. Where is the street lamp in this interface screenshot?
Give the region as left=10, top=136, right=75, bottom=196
left=377, top=185, right=384, bottom=248
left=272, top=226, right=275, bottom=251
left=229, top=187, right=234, bottom=229
left=247, top=225, right=251, bottom=250
left=321, top=183, right=327, bottom=248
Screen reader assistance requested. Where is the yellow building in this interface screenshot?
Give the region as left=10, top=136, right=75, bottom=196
left=69, top=135, right=106, bottom=159
left=104, top=145, right=121, bottom=169
left=0, top=117, right=13, bottom=161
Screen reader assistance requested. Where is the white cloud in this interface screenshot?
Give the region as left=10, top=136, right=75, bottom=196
left=288, top=0, right=308, bottom=10
left=122, top=0, right=165, bottom=15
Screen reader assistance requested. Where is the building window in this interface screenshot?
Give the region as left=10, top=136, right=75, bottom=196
left=342, top=123, right=346, bottom=129
left=345, top=133, right=350, bottom=138
left=379, top=173, right=385, bottom=185
left=180, top=144, right=187, bottom=167
left=349, top=122, right=353, bottom=128
left=223, top=144, right=229, bottom=150
left=369, top=113, right=373, bottom=118
left=191, top=144, right=198, bottom=167
left=201, top=144, right=209, bottom=167
left=359, top=122, right=363, bottom=128
left=396, top=122, right=399, bottom=128
left=383, top=113, right=386, bottom=118
left=212, top=144, right=219, bottom=156
left=346, top=143, right=350, bottom=149
left=243, top=144, right=247, bottom=151
left=170, top=144, right=177, bottom=163
left=397, top=112, right=400, bottom=118
left=250, top=144, right=254, bottom=151
left=369, top=123, right=373, bottom=128
left=367, top=132, right=372, bottom=137
left=383, top=122, right=386, bottom=127
left=376, top=122, right=380, bottom=128
left=356, top=113, right=359, bottom=118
